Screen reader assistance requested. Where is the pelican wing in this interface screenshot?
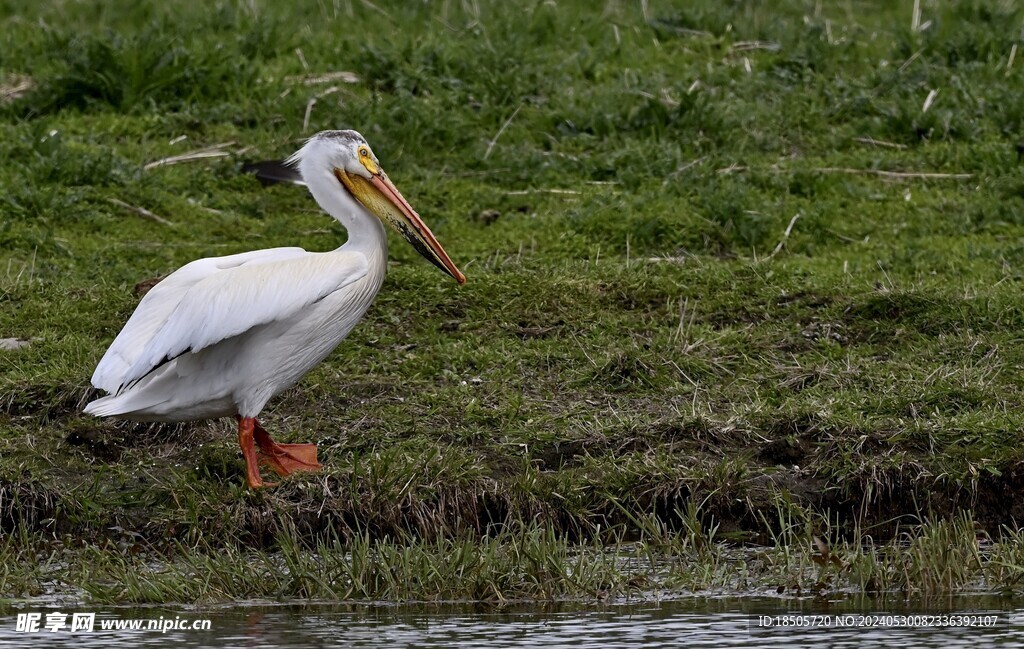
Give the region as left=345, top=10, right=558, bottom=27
left=92, top=247, right=368, bottom=394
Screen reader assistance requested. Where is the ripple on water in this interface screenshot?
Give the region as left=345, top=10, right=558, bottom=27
left=2, top=597, right=1024, bottom=648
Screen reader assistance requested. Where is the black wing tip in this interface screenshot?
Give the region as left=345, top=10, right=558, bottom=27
left=116, top=350, right=188, bottom=395
left=242, top=160, right=306, bottom=187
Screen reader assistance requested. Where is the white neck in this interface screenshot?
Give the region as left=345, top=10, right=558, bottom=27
left=302, top=166, right=388, bottom=255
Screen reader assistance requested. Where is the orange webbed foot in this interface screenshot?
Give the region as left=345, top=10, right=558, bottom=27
left=258, top=443, right=321, bottom=476
left=236, top=416, right=318, bottom=488
left=253, top=422, right=321, bottom=478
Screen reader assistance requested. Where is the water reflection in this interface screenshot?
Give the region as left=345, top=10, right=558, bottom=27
left=2, top=596, right=1023, bottom=648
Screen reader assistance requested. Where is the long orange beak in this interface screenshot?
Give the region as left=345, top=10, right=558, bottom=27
left=335, top=168, right=466, bottom=284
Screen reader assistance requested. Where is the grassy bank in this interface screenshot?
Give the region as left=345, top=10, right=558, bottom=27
left=6, top=512, right=1024, bottom=604
left=3, top=0, right=1024, bottom=602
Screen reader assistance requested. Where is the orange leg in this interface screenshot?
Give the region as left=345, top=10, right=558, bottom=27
left=237, top=417, right=266, bottom=488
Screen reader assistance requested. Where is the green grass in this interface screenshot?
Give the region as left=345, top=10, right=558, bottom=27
left=3, top=0, right=1024, bottom=603
left=6, top=511, right=1024, bottom=604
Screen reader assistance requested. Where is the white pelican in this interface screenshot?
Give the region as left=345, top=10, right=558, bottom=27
left=84, top=130, right=466, bottom=488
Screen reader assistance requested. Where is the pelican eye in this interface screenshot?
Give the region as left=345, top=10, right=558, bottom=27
left=356, top=146, right=379, bottom=174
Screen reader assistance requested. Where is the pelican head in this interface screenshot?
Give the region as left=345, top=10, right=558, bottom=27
left=290, top=130, right=466, bottom=284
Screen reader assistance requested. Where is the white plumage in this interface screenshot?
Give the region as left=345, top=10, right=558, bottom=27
left=84, top=130, right=465, bottom=487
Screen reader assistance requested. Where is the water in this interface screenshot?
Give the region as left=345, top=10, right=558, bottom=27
left=2, top=596, right=1023, bottom=647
